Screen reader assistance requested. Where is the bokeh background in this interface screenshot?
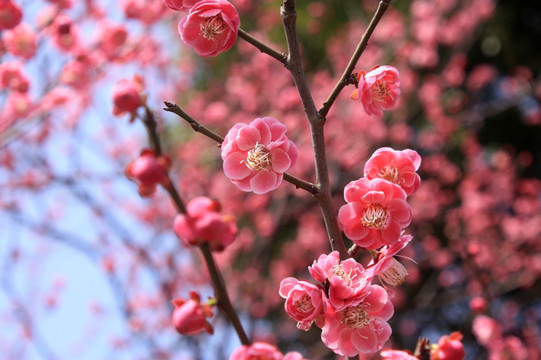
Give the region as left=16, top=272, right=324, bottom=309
left=1, top=0, right=540, bottom=359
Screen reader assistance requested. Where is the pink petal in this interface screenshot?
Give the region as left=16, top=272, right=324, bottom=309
left=250, top=170, right=278, bottom=194
left=279, top=277, right=299, bottom=298
left=270, top=148, right=291, bottom=173
left=223, top=152, right=250, bottom=180
left=236, top=125, right=260, bottom=151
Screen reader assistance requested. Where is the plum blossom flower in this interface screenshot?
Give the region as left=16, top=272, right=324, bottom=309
left=431, top=332, right=465, bottom=360
left=351, top=65, right=400, bottom=116
left=3, top=22, right=38, bottom=60
left=364, top=147, right=422, bottom=196
left=178, top=0, right=240, bottom=57
left=380, top=350, right=418, bottom=360
left=308, top=251, right=370, bottom=310
left=174, top=196, right=238, bottom=251
left=125, top=149, right=171, bottom=197
left=366, top=233, right=412, bottom=287
left=279, top=277, right=325, bottom=330
left=221, top=117, right=298, bottom=194
left=171, top=291, right=214, bottom=335
left=0, top=0, right=22, bottom=30
left=230, top=342, right=283, bottom=360
left=0, top=61, right=30, bottom=93
left=163, top=0, right=200, bottom=11
left=321, top=284, right=394, bottom=356
left=111, top=76, right=145, bottom=119
left=338, top=178, right=412, bottom=249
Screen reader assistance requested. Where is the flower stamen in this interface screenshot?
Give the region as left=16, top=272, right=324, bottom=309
left=199, top=16, right=226, bottom=40
left=362, top=204, right=389, bottom=230
left=341, top=305, right=371, bottom=329
left=245, top=143, right=272, bottom=171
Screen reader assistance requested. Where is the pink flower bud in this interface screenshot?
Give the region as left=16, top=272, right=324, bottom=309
left=0, top=0, right=23, bottom=30
left=221, top=117, right=298, bottom=194
left=178, top=0, right=240, bottom=57
left=431, top=332, right=465, bottom=360
left=125, top=149, right=171, bottom=197
left=172, top=291, right=213, bottom=335
left=279, top=277, right=325, bottom=330
left=351, top=65, right=401, bottom=116
left=111, top=77, right=145, bottom=117
left=173, top=197, right=238, bottom=252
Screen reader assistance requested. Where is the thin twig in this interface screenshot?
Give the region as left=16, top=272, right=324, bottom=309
left=163, top=101, right=318, bottom=195
left=281, top=0, right=348, bottom=259
left=319, top=0, right=392, bottom=118
left=238, top=28, right=288, bottom=64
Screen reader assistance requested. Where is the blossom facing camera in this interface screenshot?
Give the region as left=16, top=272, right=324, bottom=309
left=338, top=178, right=412, bottom=249
left=0, top=0, right=23, bottom=30
left=351, top=65, right=400, bottom=116
left=178, top=0, right=240, bottom=57
left=279, top=277, right=325, bottom=331
left=364, top=147, right=422, bottom=196
left=172, top=291, right=214, bottom=335
left=431, top=332, right=465, bottom=360
left=125, top=149, right=171, bottom=197
left=174, top=196, right=238, bottom=251
left=221, top=117, right=298, bottom=194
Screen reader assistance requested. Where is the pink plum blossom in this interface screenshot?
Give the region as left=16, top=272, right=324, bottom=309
left=431, top=332, right=465, bottom=360
left=50, top=15, right=80, bottom=53
left=171, top=291, right=214, bottom=335
left=163, top=0, right=200, bottom=11
left=380, top=350, right=418, bottom=360
left=173, top=196, right=238, bottom=251
left=230, top=342, right=283, bottom=360
left=125, top=148, right=171, bottom=197
left=0, top=61, right=30, bottom=93
left=321, top=284, right=394, bottom=356
left=3, top=22, right=38, bottom=59
left=338, top=178, right=412, bottom=249
left=178, top=0, right=240, bottom=57
left=221, top=117, right=298, bottom=194
left=366, top=233, right=412, bottom=287
left=0, top=0, right=22, bottom=30
left=279, top=277, right=325, bottom=330
left=364, top=147, right=422, bottom=196
left=351, top=65, right=401, bottom=116
left=111, top=76, right=145, bottom=118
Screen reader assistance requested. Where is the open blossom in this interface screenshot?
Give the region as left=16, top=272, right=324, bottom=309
left=172, top=291, right=213, bottom=335
left=338, top=178, right=412, bottom=249
left=3, top=22, right=38, bottom=60
left=230, top=342, right=283, bottom=360
left=321, top=284, right=394, bottom=356
left=364, top=147, right=422, bottom=196
left=366, top=233, right=412, bottom=287
left=163, top=0, right=200, bottom=11
left=308, top=251, right=370, bottom=310
left=279, top=277, right=325, bottom=330
left=0, top=0, right=22, bottom=30
left=125, top=149, right=171, bottom=197
left=174, top=196, right=238, bottom=251
left=351, top=65, right=400, bottom=116
left=431, top=332, right=465, bottom=360
left=221, top=117, right=298, bottom=194
left=0, top=61, right=30, bottom=93
left=178, top=0, right=240, bottom=57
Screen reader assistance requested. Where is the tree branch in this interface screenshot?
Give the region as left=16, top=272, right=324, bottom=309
left=238, top=28, right=288, bottom=65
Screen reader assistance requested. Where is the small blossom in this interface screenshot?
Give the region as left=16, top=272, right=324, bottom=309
left=431, top=332, right=465, bottom=360
left=321, top=285, right=394, bottom=356
left=111, top=76, right=145, bottom=118
left=173, top=196, right=238, bottom=251
left=0, top=0, right=23, bottom=30
left=338, top=178, right=412, bottom=249
left=178, top=0, right=240, bottom=57
left=3, top=22, right=38, bottom=59
left=172, top=291, right=214, bottom=335
left=279, top=277, right=325, bottom=330
left=230, top=342, right=283, bottom=360
left=367, top=234, right=412, bottom=287
left=163, top=0, right=200, bottom=11
left=351, top=65, right=400, bottom=116
left=125, top=149, right=171, bottom=197
left=221, top=117, right=298, bottom=194
left=50, top=15, right=80, bottom=52
left=364, top=147, right=422, bottom=196
left=0, top=61, right=30, bottom=93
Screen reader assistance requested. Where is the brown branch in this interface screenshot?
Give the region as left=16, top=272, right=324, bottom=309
left=319, top=0, right=392, bottom=118
left=238, top=28, right=288, bottom=64
left=281, top=0, right=348, bottom=259
left=163, top=101, right=318, bottom=195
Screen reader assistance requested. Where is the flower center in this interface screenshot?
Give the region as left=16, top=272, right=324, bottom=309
left=296, top=294, right=314, bottom=313
left=361, top=204, right=389, bottom=230
left=245, top=143, right=272, bottom=171
left=380, top=165, right=400, bottom=185
left=329, top=265, right=357, bottom=286
left=341, top=305, right=371, bottom=329
left=199, top=16, right=226, bottom=40
left=372, top=80, right=392, bottom=103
